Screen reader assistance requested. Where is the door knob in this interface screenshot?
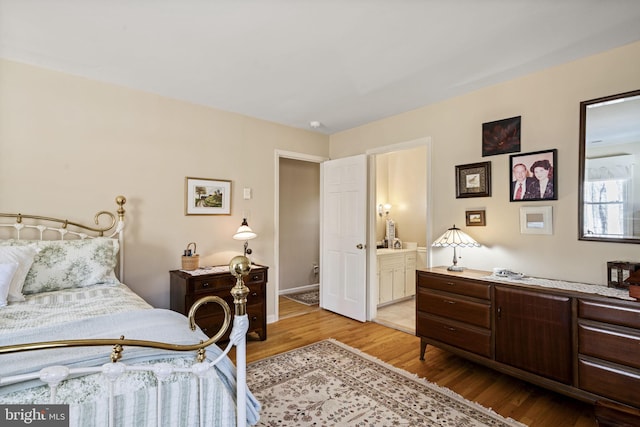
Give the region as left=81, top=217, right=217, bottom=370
left=356, top=244, right=364, bottom=249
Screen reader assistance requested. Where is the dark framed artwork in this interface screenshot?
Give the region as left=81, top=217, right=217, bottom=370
left=509, top=149, right=557, bottom=202
left=455, top=161, right=491, bottom=198
left=482, top=116, right=521, bottom=157
left=466, top=210, right=486, bottom=226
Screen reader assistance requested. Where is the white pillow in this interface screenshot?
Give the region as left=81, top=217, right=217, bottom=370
left=0, top=246, right=38, bottom=302
left=0, top=238, right=120, bottom=294
left=0, top=262, right=19, bottom=307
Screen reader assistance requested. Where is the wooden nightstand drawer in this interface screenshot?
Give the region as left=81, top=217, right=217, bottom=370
left=193, top=275, right=235, bottom=293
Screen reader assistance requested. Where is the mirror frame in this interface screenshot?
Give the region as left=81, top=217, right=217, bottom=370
left=578, top=89, right=640, bottom=244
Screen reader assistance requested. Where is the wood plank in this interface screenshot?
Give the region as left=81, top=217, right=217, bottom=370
left=233, top=307, right=595, bottom=427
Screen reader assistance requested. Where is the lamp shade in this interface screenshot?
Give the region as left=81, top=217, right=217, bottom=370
left=432, top=225, right=480, bottom=248
left=233, top=218, right=257, bottom=241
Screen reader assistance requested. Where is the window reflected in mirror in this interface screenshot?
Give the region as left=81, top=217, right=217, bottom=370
left=579, top=90, right=640, bottom=243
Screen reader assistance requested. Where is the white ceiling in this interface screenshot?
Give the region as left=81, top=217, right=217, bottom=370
left=2, top=1, right=640, bottom=134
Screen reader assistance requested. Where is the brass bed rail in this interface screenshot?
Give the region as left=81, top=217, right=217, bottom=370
left=0, top=256, right=251, bottom=363
left=0, top=195, right=126, bottom=237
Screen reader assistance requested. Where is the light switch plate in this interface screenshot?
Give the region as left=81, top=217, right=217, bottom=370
left=243, top=188, right=252, bottom=200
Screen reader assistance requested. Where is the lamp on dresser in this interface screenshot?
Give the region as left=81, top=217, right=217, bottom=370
left=432, top=224, right=480, bottom=271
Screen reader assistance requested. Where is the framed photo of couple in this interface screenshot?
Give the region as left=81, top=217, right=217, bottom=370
left=509, top=149, right=557, bottom=202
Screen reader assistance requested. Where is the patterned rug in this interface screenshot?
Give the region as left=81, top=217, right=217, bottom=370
left=282, top=289, right=319, bottom=306
left=247, top=339, right=525, bottom=426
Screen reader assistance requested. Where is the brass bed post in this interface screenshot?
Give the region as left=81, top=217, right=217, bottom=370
left=114, top=195, right=126, bottom=282
left=229, top=255, right=251, bottom=427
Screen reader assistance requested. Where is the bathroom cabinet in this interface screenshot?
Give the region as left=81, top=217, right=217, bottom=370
left=377, top=249, right=416, bottom=305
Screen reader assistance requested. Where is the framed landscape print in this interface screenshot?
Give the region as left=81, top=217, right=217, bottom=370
left=185, top=177, right=231, bottom=215
left=482, top=116, right=521, bottom=157
left=466, top=210, right=486, bottom=226
left=509, top=149, right=557, bottom=202
left=455, top=161, right=491, bottom=198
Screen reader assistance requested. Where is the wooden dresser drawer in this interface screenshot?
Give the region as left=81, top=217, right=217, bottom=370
left=417, top=288, right=490, bottom=328
left=579, top=357, right=640, bottom=408
left=578, top=299, right=640, bottom=329
left=578, top=322, right=640, bottom=369
left=417, top=272, right=490, bottom=300
left=417, top=312, right=491, bottom=357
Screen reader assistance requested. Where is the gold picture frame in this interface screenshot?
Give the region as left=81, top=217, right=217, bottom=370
left=185, top=177, right=232, bottom=215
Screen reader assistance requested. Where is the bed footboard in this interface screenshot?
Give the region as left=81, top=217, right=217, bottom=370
left=0, top=256, right=254, bottom=427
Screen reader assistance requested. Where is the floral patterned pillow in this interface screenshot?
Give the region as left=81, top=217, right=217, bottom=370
left=0, top=238, right=120, bottom=294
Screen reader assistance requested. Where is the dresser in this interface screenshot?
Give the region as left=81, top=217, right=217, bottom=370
left=169, top=265, right=268, bottom=341
left=417, top=267, right=640, bottom=420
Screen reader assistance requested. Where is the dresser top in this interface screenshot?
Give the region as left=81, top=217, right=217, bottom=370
left=419, top=266, right=636, bottom=302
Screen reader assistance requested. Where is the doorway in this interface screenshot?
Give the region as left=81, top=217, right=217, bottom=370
left=275, top=151, right=326, bottom=321
left=367, top=138, right=431, bottom=333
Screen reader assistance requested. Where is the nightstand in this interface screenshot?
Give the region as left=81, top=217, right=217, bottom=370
left=169, top=265, right=268, bottom=341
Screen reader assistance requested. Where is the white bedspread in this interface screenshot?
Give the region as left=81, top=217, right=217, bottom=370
left=0, top=288, right=260, bottom=426
left=0, top=284, right=152, bottom=333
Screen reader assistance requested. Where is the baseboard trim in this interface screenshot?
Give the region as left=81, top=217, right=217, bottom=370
left=279, top=283, right=319, bottom=295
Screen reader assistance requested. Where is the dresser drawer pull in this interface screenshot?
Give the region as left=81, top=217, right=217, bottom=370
left=202, top=282, right=210, bottom=288
left=251, top=316, right=258, bottom=321
left=445, top=326, right=457, bottom=331
left=443, top=299, right=456, bottom=305
left=251, top=292, right=258, bottom=297
left=446, top=282, right=455, bottom=286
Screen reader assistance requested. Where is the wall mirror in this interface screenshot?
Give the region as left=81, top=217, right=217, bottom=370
left=579, top=89, right=640, bottom=243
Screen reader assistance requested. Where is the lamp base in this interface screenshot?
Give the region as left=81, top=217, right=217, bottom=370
left=447, top=265, right=464, bottom=272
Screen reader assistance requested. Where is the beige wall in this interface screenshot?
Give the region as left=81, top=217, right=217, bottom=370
left=331, top=41, right=640, bottom=286
left=278, top=158, right=320, bottom=291
left=0, top=59, right=329, bottom=312
left=375, top=146, right=427, bottom=246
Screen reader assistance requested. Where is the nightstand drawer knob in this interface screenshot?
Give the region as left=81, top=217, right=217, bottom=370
left=252, top=275, right=259, bottom=280
left=202, top=282, right=210, bottom=287
left=251, top=292, right=258, bottom=297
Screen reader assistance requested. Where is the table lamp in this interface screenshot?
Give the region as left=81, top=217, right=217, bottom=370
left=432, top=224, right=480, bottom=271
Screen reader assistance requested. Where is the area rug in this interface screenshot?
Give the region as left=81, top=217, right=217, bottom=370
left=282, top=289, right=319, bottom=306
left=247, top=339, right=526, bottom=426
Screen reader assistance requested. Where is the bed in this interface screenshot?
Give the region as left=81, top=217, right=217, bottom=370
left=0, top=196, right=260, bottom=426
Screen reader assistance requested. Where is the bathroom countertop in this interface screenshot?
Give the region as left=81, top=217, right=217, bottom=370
left=376, top=248, right=416, bottom=255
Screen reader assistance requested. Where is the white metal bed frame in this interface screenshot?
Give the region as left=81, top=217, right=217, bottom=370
left=0, top=196, right=251, bottom=426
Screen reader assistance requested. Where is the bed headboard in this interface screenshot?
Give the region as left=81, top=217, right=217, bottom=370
left=0, top=195, right=127, bottom=280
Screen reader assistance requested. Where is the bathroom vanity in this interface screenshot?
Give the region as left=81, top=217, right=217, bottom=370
left=377, top=248, right=416, bottom=305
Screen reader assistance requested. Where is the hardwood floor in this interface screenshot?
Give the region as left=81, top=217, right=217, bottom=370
left=238, top=306, right=596, bottom=427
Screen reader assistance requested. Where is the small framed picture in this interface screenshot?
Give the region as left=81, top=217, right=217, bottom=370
left=482, top=116, right=521, bottom=157
left=466, top=210, right=486, bottom=226
left=185, top=177, right=231, bottom=215
left=520, top=206, right=553, bottom=235
left=509, top=149, right=557, bottom=201
left=455, top=161, right=491, bottom=198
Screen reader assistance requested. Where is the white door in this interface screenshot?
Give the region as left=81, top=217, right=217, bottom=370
left=320, top=154, right=367, bottom=322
